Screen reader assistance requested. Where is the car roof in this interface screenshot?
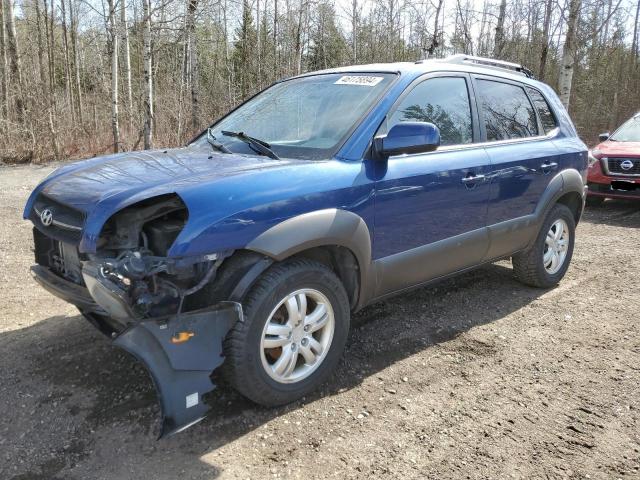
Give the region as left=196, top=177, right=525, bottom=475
left=296, top=57, right=545, bottom=89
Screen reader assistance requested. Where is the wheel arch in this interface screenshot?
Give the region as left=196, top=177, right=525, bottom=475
left=536, top=168, right=586, bottom=224
left=245, top=209, right=373, bottom=310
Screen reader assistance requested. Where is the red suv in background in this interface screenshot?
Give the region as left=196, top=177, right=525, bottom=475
left=587, top=113, right=640, bottom=206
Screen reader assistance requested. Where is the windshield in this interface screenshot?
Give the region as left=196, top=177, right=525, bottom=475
left=610, top=115, right=640, bottom=142
left=193, top=73, right=395, bottom=160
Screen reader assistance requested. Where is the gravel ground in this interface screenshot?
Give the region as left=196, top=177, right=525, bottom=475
left=1, top=164, right=639, bottom=480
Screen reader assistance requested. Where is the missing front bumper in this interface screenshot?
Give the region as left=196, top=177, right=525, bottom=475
left=31, top=263, right=243, bottom=437
left=113, top=302, right=242, bottom=438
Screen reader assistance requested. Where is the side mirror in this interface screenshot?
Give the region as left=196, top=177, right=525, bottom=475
left=598, top=132, right=610, bottom=142
left=376, top=122, right=440, bottom=158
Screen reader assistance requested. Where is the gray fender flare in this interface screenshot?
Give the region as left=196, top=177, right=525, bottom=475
left=246, top=209, right=373, bottom=306
left=526, top=168, right=586, bottom=248
left=535, top=168, right=586, bottom=219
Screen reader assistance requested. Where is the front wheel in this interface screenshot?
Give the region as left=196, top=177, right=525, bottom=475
left=512, top=203, right=576, bottom=288
left=223, top=259, right=350, bottom=406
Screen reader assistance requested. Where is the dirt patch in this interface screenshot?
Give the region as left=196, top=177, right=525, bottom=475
left=0, top=164, right=639, bottom=479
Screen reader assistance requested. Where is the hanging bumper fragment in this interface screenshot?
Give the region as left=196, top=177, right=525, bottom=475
left=113, top=302, right=242, bottom=438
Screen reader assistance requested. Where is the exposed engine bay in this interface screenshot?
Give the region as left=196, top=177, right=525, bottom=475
left=82, top=194, right=231, bottom=323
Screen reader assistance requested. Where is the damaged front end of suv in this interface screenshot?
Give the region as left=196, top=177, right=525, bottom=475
left=26, top=191, right=251, bottom=437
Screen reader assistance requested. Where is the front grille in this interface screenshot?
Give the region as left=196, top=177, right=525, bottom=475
left=33, top=228, right=84, bottom=285
left=606, top=157, right=640, bottom=176
left=29, top=193, right=85, bottom=244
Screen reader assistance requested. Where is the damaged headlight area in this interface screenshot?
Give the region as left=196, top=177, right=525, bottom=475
left=82, top=250, right=222, bottom=322
left=85, top=194, right=228, bottom=322
left=80, top=194, right=242, bottom=438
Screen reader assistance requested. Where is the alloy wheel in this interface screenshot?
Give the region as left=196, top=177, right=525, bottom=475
left=259, top=288, right=335, bottom=384
left=543, top=218, right=569, bottom=275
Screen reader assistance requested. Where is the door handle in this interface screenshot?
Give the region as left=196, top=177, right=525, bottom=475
left=540, top=161, right=558, bottom=173
left=461, top=174, right=486, bottom=185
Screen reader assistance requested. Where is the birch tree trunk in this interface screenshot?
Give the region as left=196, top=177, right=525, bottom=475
left=107, top=0, right=120, bottom=152
left=493, top=0, right=507, bottom=57
left=60, top=0, right=75, bottom=123
left=69, top=0, right=83, bottom=124
left=142, top=0, right=153, bottom=149
left=186, top=0, right=199, bottom=132
left=49, top=0, right=56, bottom=96
left=120, top=1, right=133, bottom=128
left=256, top=0, right=260, bottom=82
left=34, top=0, right=47, bottom=86
left=0, top=0, right=7, bottom=135
left=558, top=0, right=581, bottom=109
left=426, top=0, right=443, bottom=57
left=632, top=0, right=639, bottom=61
left=351, top=0, right=358, bottom=62
left=43, top=0, right=53, bottom=92
left=4, top=0, right=25, bottom=126
left=273, top=0, right=278, bottom=78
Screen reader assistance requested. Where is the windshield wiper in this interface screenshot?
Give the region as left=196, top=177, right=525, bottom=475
left=207, top=128, right=232, bottom=154
left=221, top=130, right=280, bottom=160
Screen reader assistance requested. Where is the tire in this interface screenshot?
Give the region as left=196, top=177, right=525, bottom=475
left=512, top=203, right=576, bottom=288
left=223, top=259, right=350, bottom=406
left=585, top=195, right=605, bottom=207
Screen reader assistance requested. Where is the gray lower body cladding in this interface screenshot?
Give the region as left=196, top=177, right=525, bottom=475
left=114, top=303, right=240, bottom=437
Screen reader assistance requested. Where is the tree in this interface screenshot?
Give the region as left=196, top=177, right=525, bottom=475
left=0, top=0, right=639, bottom=162
left=0, top=0, right=8, bottom=135
left=186, top=0, right=200, bottom=132
left=232, top=0, right=257, bottom=100
left=121, top=0, right=132, bottom=128
left=308, top=2, right=348, bottom=71
left=426, top=0, right=444, bottom=57
left=107, top=0, right=120, bottom=152
left=142, top=0, right=153, bottom=149
left=4, top=0, right=25, bottom=126
left=493, top=0, right=507, bottom=57
left=558, top=0, right=581, bottom=108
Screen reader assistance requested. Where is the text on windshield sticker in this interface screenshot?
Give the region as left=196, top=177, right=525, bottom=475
left=334, top=76, right=384, bottom=87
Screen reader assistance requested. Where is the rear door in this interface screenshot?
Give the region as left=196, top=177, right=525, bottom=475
left=473, top=76, right=561, bottom=258
left=372, top=73, right=492, bottom=296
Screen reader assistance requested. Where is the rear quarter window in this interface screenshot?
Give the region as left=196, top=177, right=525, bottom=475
left=525, top=87, right=558, bottom=135
left=476, top=79, right=538, bottom=141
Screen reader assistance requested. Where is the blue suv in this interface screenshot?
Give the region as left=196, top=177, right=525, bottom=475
left=24, top=55, right=588, bottom=436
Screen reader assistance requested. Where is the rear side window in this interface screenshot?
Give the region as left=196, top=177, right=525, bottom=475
left=388, top=77, right=473, bottom=146
left=526, top=87, right=558, bottom=134
left=477, top=79, right=538, bottom=141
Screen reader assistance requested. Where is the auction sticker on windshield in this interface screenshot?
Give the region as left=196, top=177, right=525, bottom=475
left=334, top=75, right=384, bottom=87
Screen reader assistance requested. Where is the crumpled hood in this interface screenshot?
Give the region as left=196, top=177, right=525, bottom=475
left=23, top=145, right=315, bottom=253
left=33, top=146, right=302, bottom=213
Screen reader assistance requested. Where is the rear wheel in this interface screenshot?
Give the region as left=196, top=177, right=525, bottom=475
left=512, top=203, right=575, bottom=288
left=223, top=259, right=350, bottom=406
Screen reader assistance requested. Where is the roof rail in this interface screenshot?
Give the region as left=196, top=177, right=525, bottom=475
left=439, top=54, right=535, bottom=79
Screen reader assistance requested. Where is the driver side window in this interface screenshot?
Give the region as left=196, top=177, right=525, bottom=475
left=387, top=77, right=474, bottom=146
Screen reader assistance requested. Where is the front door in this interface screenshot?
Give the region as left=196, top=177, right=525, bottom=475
left=372, top=74, right=492, bottom=297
